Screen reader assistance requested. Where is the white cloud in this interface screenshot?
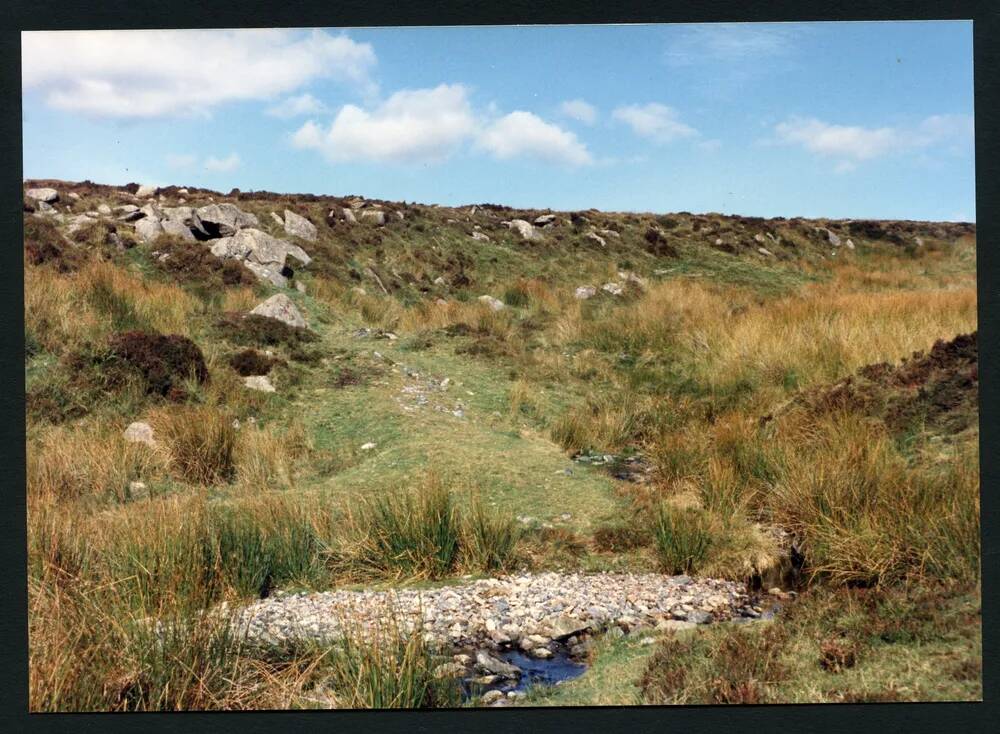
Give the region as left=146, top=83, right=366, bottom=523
left=612, top=103, right=698, bottom=143
left=22, top=29, right=376, bottom=118
left=774, top=117, right=896, bottom=160
left=165, top=153, right=197, bottom=169
left=559, top=99, right=597, bottom=125
left=774, top=114, right=974, bottom=169
left=266, top=93, right=328, bottom=119
left=204, top=153, right=241, bottom=172
left=665, top=24, right=797, bottom=67
left=477, top=111, right=593, bottom=167
left=291, top=84, right=478, bottom=163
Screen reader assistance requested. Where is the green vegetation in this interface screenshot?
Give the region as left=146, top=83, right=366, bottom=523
left=25, top=179, right=979, bottom=709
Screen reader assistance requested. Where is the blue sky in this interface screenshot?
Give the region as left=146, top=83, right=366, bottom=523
left=21, top=22, right=975, bottom=220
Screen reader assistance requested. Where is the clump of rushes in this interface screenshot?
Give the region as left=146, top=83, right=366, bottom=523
left=322, top=617, right=460, bottom=708
left=150, top=406, right=237, bottom=485
left=653, top=504, right=714, bottom=575
left=461, top=494, right=521, bottom=572
left=331, top=477, right=521, bottom=580
left=333, top=477, right=460, bottom=580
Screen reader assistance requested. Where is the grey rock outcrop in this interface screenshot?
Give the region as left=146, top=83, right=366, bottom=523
left=196, top=203, right=259, bottom=237
left=283, top=210, right=318, bottom=241
left=26, top=187, right=59, bottom=203
left=134, top=218, right=165, bottom=243
left=506, top=219, right=538, bottom=241
left=249, top=293, right=307, bottom=329
left=210, top=229, right=311, bottom=287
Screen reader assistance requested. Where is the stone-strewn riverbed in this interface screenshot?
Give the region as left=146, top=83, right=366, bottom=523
left=231, top=571, right=752, bottom=652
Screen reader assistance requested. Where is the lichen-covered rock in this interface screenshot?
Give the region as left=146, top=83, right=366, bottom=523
left=134, top=217, right=165, bottom=243
left=249, top=293, right=307, bottom=329
left=196, top=203, right=259, bottom=237
left=283, top=210, right=318, bottom=241
left=123, top=421, right=156, bottom=447
left=26, top=187, right=59, bottom=203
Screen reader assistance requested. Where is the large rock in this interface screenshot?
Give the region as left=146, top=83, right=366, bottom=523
left=283, top=210, right=318, bottom=241
left=26, top=187, right=59, bottom=203
left=574, top=285, right=597, bottom=300
left=359, top=209, right=385, bottom=226
left=583, top=231, right=606, bottom=247
left=507, top=219, right=538, bottom=241
left=97, top=203, right=112, bottom=216
left=161, top=219, right=196, bottom=242
left=163, top=206, right=209, bottom=238
left=135, top=184, right=157, bottom=198
left=534, top=214, right=557, bottom=227
left=134, top=217, right=165, bottom=243
left=209, top=228, right=311, bottom=287
left=249, top=293, right=307, bottom=329
left=475, top=651, right=521, bottom=678
left=196, top=203, right=259, bottom=237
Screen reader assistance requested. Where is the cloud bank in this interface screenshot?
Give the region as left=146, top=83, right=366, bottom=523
left=22, top=29, right=377, bottom=118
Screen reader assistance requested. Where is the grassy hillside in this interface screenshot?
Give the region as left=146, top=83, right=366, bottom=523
left=24, top=179, right=979, bottom=709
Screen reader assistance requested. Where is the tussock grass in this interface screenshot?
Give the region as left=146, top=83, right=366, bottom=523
left=150, top=406, right=238, bottom=485
left=765, top=413, right=980, bottom=586
left=27, top=419, right=168, bottom=504
left=652, top=505, right=713, bottom=575
left=322, top=618, right=459, bottom=708
left=331, top=476, right=521, bottom=580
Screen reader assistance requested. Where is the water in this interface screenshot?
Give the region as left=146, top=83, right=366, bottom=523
left=460, top=648, right=587, bottom=700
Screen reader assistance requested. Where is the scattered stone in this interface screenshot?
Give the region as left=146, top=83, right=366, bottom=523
left=360, top=442, right=376, bottom=451
left=283, top=210, right=318, bottom=241
left=231, top=572, right=749, bottom=653
left=249, top=293, right=308, bottom=329
left=845, top=238, right=855, bottom=250
left=124, top=421, right=156, bottom=447
left=574, top=285, right=597, bottom=300
left=68, top=192, right=80, bottom=200
left=340, top=208, right=358, bottom=224
left=602, top=282, right=624, bottom=296
left=471, top=231, right=491, bottom=242
left=127, top=480, right=149, bottom=499
left=97, top=203, right=112, bottom=216
left=584, top=231, right=606, bottom=247
left=687, top=610, right=712, bottom=624
left=135, top=184, right=157, bottom=198
left=244, top=375, right=276, bottom=393
left=481, top=690, right=504, bottom=705
left=478, top=295, right=506, bottom=312
left=534, top=214, right=557, bottom=227
left=757, top=247, right=774, bottom=257
left=270, top=212, right=284, bottom=226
